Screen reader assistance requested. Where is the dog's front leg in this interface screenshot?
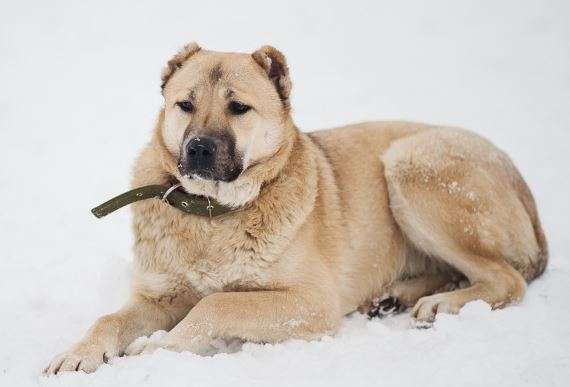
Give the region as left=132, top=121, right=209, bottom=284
left=132, top=290, right=342, bottom=355
left=44, top=294, right=188, bottom=374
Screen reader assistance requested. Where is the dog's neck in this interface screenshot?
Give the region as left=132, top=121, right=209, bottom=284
left=154, top=113, right=299, bottom=209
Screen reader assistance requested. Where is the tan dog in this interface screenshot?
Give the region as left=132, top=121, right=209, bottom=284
left=45, top=43, right=547, bottom=374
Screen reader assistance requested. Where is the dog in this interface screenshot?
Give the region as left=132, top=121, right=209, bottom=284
left=45, top=43, right=547, bottom=374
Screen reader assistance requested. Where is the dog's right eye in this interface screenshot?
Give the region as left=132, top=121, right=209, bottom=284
left=176, top=101, right=194, bottom=113
left=228, top=101, right=251, bottom=115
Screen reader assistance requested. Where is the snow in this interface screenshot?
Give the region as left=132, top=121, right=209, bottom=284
left=1, top=1, right=569, bottom=386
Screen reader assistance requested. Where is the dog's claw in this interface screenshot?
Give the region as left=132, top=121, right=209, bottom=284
left=367, top=296, right=403, bottom=319
left=411, top=318, right=434, bottom=329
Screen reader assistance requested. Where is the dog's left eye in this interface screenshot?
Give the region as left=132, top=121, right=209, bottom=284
left=176, top=101, right=194, bottom=113
left=228, top=101, right=251, bottom=115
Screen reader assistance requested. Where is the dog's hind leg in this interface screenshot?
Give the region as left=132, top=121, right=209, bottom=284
left=368, top=271, right=466, bottom=318
left=382, top=128, right=544, bottom=324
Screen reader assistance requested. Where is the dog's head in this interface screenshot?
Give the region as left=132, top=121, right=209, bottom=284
left=159, top=43, right=293, bottom=193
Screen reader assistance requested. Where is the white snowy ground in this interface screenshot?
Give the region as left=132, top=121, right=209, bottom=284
left=1, top=1, right=569, bottom=386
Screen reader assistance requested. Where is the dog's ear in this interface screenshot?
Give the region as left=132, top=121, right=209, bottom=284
left=252, top=45, right=292, bottom=104
left=161, top=42, right=201, bottom=90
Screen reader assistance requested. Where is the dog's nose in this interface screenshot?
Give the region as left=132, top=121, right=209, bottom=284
left=186, top=136, right=216, bottom=169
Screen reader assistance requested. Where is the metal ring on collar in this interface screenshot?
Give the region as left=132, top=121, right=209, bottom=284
left=162, top=183, right=182, bottom=202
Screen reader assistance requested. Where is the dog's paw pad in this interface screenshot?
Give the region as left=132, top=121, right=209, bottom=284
left=367, top=296, right=403, bottom=319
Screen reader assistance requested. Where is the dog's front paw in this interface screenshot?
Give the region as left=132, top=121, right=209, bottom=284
left=125, top=330, right=241, bottom=357
left=125, top=330, right=169, bottom=356
left=125, top=339, right=171, bottom=355
left=43, top=341, right=118, bottom=375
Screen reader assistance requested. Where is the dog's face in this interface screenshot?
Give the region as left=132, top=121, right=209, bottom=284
left=160, top=44, right=292, bottom=183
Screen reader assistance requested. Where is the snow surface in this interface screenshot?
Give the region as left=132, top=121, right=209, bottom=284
left=1, top=1, right=569, bottom=386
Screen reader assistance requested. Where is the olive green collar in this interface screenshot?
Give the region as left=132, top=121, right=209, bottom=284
left=91, top=183, right=235, bottom=219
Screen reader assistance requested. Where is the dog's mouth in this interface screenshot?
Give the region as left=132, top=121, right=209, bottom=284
left=179, top=164, right=243, bottom=182
left=189, top=169, right=215, bottom=181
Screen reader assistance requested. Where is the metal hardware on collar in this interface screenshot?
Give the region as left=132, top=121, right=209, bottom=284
left=91, top=183, right=234, bottom=219
left=206, top=197, right=213, bottom=218
left=162, top=183, right=182, bottom=203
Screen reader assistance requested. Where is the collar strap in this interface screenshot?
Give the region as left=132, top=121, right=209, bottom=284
left=91, top=184, right=234, bottom=219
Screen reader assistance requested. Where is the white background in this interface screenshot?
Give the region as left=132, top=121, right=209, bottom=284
left=1, top=1, right=569, bottom=386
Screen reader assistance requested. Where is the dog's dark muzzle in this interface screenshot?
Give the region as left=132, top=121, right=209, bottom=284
left=186, top=136, right=216, bottom=171
left=178, top=134, right=243, bottom=182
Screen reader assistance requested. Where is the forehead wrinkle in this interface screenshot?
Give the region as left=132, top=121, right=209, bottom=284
left=209, top=62, right=224, bottom=85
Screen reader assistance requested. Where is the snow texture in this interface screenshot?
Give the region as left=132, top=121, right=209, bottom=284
left=1, top=1, right=569, bottom=386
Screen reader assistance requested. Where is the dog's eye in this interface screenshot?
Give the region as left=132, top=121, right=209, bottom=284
left=228, top=101, right=251, bottom=115
left=176, top=101, right=194, bottom=113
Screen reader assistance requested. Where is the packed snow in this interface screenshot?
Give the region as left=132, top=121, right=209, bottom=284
left=1, top=1, right=569, bottom=386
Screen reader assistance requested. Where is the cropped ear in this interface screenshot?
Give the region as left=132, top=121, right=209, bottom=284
left=252, top=45, right=292, bottom=104
left=161, top=42, right=201, bottom=90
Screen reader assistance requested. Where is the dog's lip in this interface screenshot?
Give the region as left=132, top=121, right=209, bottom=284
left=183, top=169, right=243, bottom=183
left=188, top=169, right=215, bottom=180
left=177, top=162, right=214, bottom=179
left=178, top=162, right=243, bottom=182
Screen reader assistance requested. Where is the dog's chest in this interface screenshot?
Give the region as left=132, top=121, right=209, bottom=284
left=133, top=205, right=279, bottom=298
